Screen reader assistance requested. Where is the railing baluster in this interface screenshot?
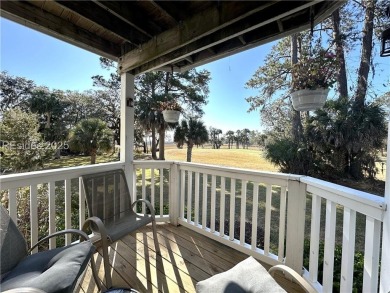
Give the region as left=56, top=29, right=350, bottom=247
left=202, top=173, right=208, bottom=229
left=160, top=168, right=163, bottom=217
left=309, top=194, right=322, bottom=282
left=30, top=184, right=38, bottom=253
left=264, top=184, right=272, bottom=255
left=340, top=207, right=356, bottom=292
left=113, top=173, right=119, bottom=218
left=65, top=179, right=71, bottom=245
left=202, top=173, right=207, bottom=229
left=8, top=188, right=17, bottom=223
left=48, top=181, right=56, bottom=249
left=229, top=178, right=236, bottom=241
left=103, top=176, right=108, bottom=219
left=363, top=217, right=381, bottom=292
left=240, top=180, right=247, bottom=245
left=141, top=168, right=146, bottom=214
left=79, top=177, right=85, bottom=228
left=194, top=172, right=200, bottom=225
left=187, top=171, right=193, bottom=222
left=180, top=170, right=185, bottom=219
left=251, top=182, right=259, bottom=250
left=322, top=200, right=337, bottom=292
left=151, top=168, right=155, bottom=212
left=278, top=186, right=287, bottom=262
left=220, top=177, right=226, bottom=237
left=210, top=175, right=216, bottom=232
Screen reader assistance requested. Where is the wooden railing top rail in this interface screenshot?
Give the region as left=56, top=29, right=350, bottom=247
left=301, top=176, right=386, bottom=221
left=1, top=161, right=386, bottom=220
left=133, top=160, right=174, bottom=168
left=176, top=161, right=302, bottom=182
left=0, top=162, right=125, bottom=189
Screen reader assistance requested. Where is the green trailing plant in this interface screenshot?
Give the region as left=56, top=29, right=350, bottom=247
left=292, top=48, right=338, bottom=91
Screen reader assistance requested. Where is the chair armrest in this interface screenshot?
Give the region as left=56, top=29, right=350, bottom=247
left=132, top=199, right=156, bottom=219
left=82, top=216, right=109, bottom=291
left=29, top=229, right=90, bottom=252
left=82, top=216, right=109, bottom=241
left=268, top=265, right=316, bottom=293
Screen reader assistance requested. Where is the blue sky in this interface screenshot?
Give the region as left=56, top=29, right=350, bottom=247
left=0, top=18, right=272, bottom=133
left=1, top=18, right=389, bottom=133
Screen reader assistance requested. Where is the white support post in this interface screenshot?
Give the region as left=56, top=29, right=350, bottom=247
left=285, top=179, right=306, bottom=274
left=380, top=115, right=390, bottom=293
left=120, top=72, right=135, bottom=198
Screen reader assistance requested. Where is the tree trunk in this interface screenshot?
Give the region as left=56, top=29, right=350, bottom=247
left=187, top=141, right=193, bottom=162
left=45, top=112, right=51, bottom=129
left=91, top=149, right=96, bottom=164
left=158, top=128, right=165, bottom=160
left=354, top=0, right=375, bottom=110
left=151, top=127, right=157, bottom=160
left=332, top=9, right=349, bottom=99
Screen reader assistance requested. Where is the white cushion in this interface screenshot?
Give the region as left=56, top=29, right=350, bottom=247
left=196, top=256, right=286, bottom=293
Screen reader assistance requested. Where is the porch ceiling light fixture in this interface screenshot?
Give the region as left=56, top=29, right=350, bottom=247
left=380, top=5, right=390, bottom=57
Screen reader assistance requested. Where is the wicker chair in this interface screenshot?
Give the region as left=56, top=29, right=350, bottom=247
left=81, top=169, right=160, bottom=289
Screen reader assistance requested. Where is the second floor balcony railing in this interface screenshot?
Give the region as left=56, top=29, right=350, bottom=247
left=0, top=161, right=386, bottom=292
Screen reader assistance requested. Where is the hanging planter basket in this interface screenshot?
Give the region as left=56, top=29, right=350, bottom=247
left=162, top=110, right=180, bottom=123
left=291, top=88, right=330, bottom=111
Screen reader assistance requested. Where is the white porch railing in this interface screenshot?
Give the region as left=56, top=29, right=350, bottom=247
left=0, top=161, right=387, bottom=292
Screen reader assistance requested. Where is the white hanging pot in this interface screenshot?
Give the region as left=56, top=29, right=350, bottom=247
left=291, top=88, right=330, bottom=111
left=162, top=110, right=180, bottom=123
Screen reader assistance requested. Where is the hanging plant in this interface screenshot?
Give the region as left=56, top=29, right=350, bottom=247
left=291, top=48, right=338, bottom=111
left=159, top=100, right=182, bottom=123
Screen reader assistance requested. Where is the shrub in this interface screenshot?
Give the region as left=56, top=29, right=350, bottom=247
left=303, top=239, right=365, bottom=292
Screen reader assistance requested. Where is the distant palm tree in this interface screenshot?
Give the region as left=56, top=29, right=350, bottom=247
left=225, top=130, right=235, bottom=149
left=68, top=118, right=112, bottom=164
left=242, top=128, right=251, bottom=149
left=235, top=130, right=242, bottom=149
left=174, top=118, right=208, bottom=162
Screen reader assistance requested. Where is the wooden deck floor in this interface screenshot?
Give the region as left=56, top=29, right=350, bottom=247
left=77, top=223, right=303, bottom=293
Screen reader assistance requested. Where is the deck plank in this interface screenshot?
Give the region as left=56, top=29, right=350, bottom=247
left=78, top=223, right=303, bottom=293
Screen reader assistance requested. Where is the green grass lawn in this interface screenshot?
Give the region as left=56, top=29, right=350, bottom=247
left=164, top=144, right=278, bottom=172
left=44, top=152, right=119, bottom=170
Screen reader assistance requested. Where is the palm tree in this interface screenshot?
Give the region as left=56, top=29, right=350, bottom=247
left=174, top=118, right=208, bottom=162
left=225, top=130, right=235, bottom=149
left=242, top=128, right=251, bottom=149
left=68, top=118, right=112, bottom=164
left=235, top=130, right=242, bottom=149
left=209, top=127, right=223, bottom=149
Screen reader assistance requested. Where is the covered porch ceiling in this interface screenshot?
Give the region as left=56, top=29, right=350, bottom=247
left=1, top=1, right=344, bottom=75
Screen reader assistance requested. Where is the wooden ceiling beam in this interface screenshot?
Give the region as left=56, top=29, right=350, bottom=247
left=144, top=0, right=178, bottom=27
left=119, top=1, right=277, bottom=73
left=121, top=1, right=342, bottom=74
left=93, top=1, right=154, bottom=38
left=130, top=1, right=343, bottom=74
left=55, top=1, right=149, bottom=45
left=1, top=1, right=120, bottom=59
